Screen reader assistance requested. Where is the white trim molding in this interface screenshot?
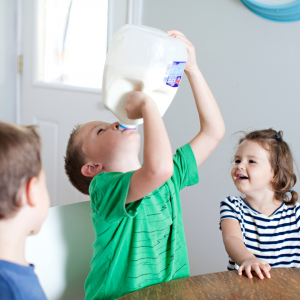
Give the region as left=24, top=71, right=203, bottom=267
left=127, top=0, right=143, bottom=25
left=16, top=0, right=23, bottom=124
left=107, top=0, right=115, bottom=47
left=107, top=0, right=143, bottom=46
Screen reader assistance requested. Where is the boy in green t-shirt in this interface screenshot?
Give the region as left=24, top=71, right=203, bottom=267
left=65, top=30, right=225, bottom=300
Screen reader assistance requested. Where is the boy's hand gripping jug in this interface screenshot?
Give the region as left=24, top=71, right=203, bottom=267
left=102, top=24, right=188, bottom=130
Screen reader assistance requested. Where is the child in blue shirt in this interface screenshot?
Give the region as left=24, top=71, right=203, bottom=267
left=0, top=122, right=50, bottom=300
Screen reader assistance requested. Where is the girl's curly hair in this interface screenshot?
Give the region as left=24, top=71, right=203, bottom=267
left=239, top=129, right=298, bottom=205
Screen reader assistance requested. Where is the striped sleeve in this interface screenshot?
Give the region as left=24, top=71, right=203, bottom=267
left=296, top=204, right=300, bottom=229
left=220, top=197, right=239, bottom=222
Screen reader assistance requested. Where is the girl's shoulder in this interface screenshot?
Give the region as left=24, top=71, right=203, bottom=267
left=281, top=202, right=300, bottom=214
left=221, top=196, right=245, bottom=211
left=222, top=196, right=243, bottom=205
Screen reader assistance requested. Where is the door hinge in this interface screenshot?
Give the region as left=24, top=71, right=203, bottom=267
left=18, top=55, right=23, bottom=74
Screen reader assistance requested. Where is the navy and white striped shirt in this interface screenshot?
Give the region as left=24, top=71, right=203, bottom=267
left=220, top=196, right=300, bottom=270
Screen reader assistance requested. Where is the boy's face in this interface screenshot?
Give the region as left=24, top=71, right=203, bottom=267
left=77, top=121, right=140, bottom=171
left=31, top=168, right=50, bottom=235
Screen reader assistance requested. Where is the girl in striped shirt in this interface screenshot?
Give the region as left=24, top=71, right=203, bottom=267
left=220, top=129, right=299, bottom=280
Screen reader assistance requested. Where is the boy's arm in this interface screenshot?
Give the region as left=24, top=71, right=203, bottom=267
left=125, top=91, right=173, bottom=204
left=167, top=31, right=225, bottom=167
left=221, top=219, right=271, bottom=279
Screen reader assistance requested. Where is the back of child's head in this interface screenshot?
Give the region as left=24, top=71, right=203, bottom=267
left=64, top=124, right=92, bottom=195
left=0, top=121, right=41, bottom=219
left=238, top=128, right=298, bottom=205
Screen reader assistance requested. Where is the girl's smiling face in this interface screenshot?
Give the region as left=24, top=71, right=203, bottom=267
left=231, top=140, right=275, bottom=197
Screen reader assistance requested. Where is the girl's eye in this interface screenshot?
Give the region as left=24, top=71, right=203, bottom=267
left=97, top=129, right=104, bottom=135
left=235, top=160, right=241, bottom=164
left=249, top=160, right=256, bottom=164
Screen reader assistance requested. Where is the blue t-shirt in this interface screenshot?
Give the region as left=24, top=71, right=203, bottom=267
left=0, top=260, right=47, bottom=300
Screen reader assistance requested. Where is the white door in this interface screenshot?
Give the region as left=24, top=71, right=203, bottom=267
left=21, top=0, right=143, bottom=207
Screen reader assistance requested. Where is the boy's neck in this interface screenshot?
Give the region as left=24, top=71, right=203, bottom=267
left=106, top=155, right=142, bottom=173
left=0, top=216, right=29, bottom=266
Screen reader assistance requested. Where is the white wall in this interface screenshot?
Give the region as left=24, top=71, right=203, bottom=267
left=142, top=0, right=300, bottom=276
left=0, top=0, right=16, bottom=123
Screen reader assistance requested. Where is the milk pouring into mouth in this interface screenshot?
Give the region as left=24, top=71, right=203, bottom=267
left=102, top=24, right=187, bottom=130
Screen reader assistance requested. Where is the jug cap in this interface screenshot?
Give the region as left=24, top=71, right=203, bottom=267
left=118, top=123, right=137, bottom=132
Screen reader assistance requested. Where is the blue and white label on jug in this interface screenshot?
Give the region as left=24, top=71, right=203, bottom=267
left=164, top=61, right=186, bottom=87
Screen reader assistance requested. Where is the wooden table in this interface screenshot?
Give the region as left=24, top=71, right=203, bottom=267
left=118, top=268, right=300, bottom=299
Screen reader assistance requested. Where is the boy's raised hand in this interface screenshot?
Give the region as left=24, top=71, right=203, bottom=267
left=166, top=30, right=225, bottom=168
left=238, top=257, right=271, bottom=280
left=166, top=30, right=198, bottom=73
left=126, top=91, right=173, bottom=204
left=125, top=91, right=152, bottom=120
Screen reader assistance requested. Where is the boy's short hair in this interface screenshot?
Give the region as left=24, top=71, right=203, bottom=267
left=64, top=124, right=93, bottom=195
left=0, top=122, right=41, bottom=219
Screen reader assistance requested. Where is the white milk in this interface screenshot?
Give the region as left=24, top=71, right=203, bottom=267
left=102, top=24, right=188, bottom=129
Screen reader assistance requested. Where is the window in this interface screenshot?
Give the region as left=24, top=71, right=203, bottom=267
left=36, top=0, right=108, bottom=89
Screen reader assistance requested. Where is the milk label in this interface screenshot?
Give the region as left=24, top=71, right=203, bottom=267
left=164, top=61, right=186, bottom=87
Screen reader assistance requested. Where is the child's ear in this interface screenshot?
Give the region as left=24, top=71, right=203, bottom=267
left=270, top=171, right=276, bottom=183
left=26, top=177, right=39, bottom=207
left=81, top=162, right=103, bottom=177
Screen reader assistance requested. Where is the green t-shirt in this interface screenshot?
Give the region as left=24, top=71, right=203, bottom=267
left=84, top=143, right=199, bottom=300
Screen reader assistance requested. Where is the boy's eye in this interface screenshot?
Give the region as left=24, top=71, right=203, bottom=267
left=249, top=160, right=256, bottom=164
left=97, top=129, right=104, bottom=135
left=235, top=160, right=241, bottom=164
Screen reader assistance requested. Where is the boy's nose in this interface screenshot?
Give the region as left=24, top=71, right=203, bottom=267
left=111, top=122, right=119, bottom=130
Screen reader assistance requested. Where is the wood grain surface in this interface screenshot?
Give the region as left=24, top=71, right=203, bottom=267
left=118, top=268, right=300, bottom=300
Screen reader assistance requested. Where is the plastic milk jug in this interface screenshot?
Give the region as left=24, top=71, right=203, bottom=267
left=102, top=24, right=188, bottom=130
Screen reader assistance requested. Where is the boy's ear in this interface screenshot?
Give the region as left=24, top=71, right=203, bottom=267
left=26, top=177, right=39, bottom=207
left=81, top=162, right=103, bottom=177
